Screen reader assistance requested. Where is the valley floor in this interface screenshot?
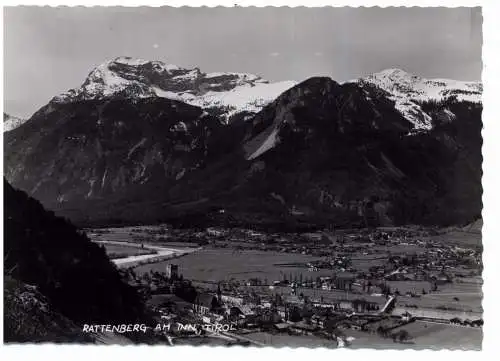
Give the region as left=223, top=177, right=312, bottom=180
left=86, top=224, right=483, bottom=349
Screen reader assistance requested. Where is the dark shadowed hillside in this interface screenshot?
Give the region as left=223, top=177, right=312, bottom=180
left=4, top=276, right=92, bottom=343
left=4, top=179, right=146, bottom=342
left=4, top=97, right=237, bottom=207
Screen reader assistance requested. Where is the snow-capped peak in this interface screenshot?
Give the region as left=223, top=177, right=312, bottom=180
left=351, top=68, right=482, bottom=130
left=361, top=68, right=481, bottom=103
left=52, top=57, right=297, bottom=123
left=113, top=56, right=178, bottom=70
left=374, top=68, right=418, bottom=79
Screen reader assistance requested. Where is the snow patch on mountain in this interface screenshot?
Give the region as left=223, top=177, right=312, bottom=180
left=189, top=80, right=297, bottom=122
left=351, top=68, right=482, bottom=130
left=363, top=69, right=481, bottom=103
left=4, top=113, right=27, bottom=132
left=247, top=128, right=280, bottom=160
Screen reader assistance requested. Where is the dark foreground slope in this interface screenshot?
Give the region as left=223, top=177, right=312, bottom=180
left=4, top=277, right=92, bottom=343
left=4, top=179, right=146, bottom=342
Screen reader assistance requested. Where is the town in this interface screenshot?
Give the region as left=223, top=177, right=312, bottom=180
left=88, top=221, right=483, bottom=348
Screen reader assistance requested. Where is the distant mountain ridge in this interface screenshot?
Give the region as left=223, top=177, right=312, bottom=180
left=52, top=56, right=297, bottom=123
left=350, top=69, right=481, bottom=131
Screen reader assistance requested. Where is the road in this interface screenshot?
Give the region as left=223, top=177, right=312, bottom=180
left=94, top=240, right=200, bottom=267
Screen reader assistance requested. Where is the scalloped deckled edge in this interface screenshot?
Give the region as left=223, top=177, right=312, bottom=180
left=0, top=1, right=487, bottom=7
left=1, top=0, right=497, bottom=358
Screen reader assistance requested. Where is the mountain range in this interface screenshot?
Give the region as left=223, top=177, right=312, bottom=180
left=4, top=57, right=482, bottom=230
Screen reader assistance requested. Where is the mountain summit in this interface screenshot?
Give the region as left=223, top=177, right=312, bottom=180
left=52, top=56, right=297, bottom=123
left=352, top=69, right=481, bottom=130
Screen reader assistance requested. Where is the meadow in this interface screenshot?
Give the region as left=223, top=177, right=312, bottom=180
left=398, top=321, right=482, bottom=349
left=397, top=280, right=483, bottom=313
left=345, top=321, right=481, bottom=350
left=133, top=248, right=325, bottom=283
left=243, top=331, right=336, bottom=348
left=102, top=244, right=156, bottom=259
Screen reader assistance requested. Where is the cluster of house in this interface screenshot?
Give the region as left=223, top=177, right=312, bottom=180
left=306, top=256, right=353, bottom=272
left=188, top=280, right=396, bottom=326
left=184, top=286, right=408, bottom=340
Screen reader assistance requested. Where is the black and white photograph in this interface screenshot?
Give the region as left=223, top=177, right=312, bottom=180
left=3, top=5, right=485, bottom=350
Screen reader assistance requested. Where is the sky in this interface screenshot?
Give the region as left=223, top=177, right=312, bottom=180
left=3, top=6, right=482, bottom=118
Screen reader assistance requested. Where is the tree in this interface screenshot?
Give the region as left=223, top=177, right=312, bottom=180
left=325, top=319, right=343, bottom=340
left=275, top=294, right=283, bottom=306
left=377, top=326, right=388, bottom=338
left=398, top=330, right=410, bottom=343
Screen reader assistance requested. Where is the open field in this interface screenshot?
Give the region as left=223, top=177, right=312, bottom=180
left=133, top=248, right=326, bottom=282
left=343, top=330, right=415, bottom=350
left=87, top=226, right=200, bottom=248
left=396, top=280, right=483, bottom=313
left=384, top=281, right=432, bottom=294
left=424, top=230, right=482, bottom=248
left=102, top=244, right=156, bottom=259
left=243, top=331, right=336, bottom=348
left=398, top=321, right=482, bottom=349
left=344, top=321, right=481, bottom=350
left=393, top=307, right=482, bottom=321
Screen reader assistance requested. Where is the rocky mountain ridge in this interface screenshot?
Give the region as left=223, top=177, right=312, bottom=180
left=52, top=56, right=296, bottom=123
